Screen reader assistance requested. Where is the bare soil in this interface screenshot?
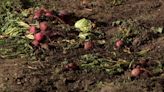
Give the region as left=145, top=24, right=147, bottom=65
left=0, top=0, right=164, bottom=92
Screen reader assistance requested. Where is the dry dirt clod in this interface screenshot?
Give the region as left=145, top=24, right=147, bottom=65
left=138, top=59, right=148, bottom=66
left=132, top=37, right=141, bottom=46
left=100, top=86, right=115, bottom=92
left=81, top=0, right=90, bottom=4
left=40, top=43, right=49, bottom=50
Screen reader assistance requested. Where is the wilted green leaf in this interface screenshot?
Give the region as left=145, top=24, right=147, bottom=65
left=0, top=39, right=6, bottom=45
left=137, top=48, right=150, bottom=56
left=25, top=34, right=34, bottom=39
left=78, top=32, right=92, bottom=40
left=17, top=21, right=30, bottom=28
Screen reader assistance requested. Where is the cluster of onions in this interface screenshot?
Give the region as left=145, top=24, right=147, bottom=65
left=29, top=21, right=48, bottom=46
left=27, top=7, right=69, bottom=47
left=26, top=7, right=53, bottom=47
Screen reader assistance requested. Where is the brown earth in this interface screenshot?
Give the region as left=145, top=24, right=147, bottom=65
left=0, top=0, right=164, bottom=92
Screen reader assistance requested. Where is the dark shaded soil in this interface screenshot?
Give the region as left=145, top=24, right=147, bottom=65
left=0, top=0, right=164, bottom=92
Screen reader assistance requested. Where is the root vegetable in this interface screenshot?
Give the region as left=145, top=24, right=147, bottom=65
left=131, top=68, right=142, bottom=77
left=115, top=39, right=124, bottom=48
left=84, top=41, right=93, bottom=50
left=34, top=32, right=44, bottom=41
left=33, top=10, right=42, bottom=19
left=32, top=40, right=39, bottom=46
left=39, top=22, right=48, bottom=31
left=40, top=6, right=48, bottom=13
left=45, top=11, right=53, bottom=17
left=29, top=25, right=36, bottom=34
